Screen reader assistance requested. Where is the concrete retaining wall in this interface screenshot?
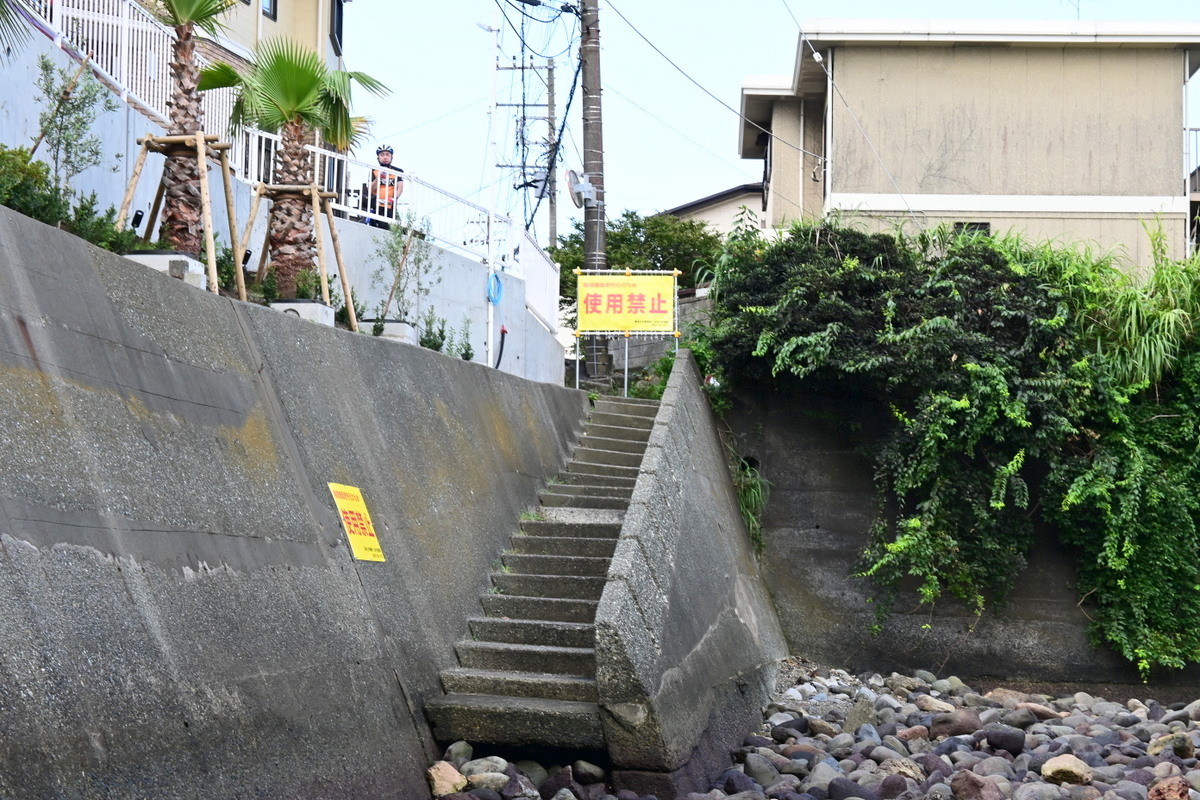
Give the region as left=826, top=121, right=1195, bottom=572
left=595, top=351, right=787, bottom=796
left=728, top=389, right=1200, bottom=685
left=0, top=207, right=587, bottom=798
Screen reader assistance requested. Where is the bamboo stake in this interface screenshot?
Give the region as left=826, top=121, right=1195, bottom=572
left=218, top=150, right=246, bottom=301
left=194, top=133, right=219, bottom=294
left=309, top=185, right=331, bottom=306
left=323, top=197, right=358, bottom=332
left=143, top=178, right=165, bottom=245
left=239, top=183, right=264, bottom=261
left=115, top=138, right=151, bottom=229
left=380, top=228, right=418, bottom=320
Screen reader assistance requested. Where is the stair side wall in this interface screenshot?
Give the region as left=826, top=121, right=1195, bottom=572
left=594, top=350, right=787, bottom=794
left=0, top=208, right=587, bottom=799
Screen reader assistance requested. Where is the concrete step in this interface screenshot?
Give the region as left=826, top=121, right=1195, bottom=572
left=588, top=410, right=655, bottom=430
left=426, top=694, right=604, bottom=749
left=455, top=640, right=595, bottom=675
left=439, top=667, right=598, bottom=702
left=570, top=446, right=644, bottom=469
left=543, top=482, right=633, bottom=500
left=578, top=434, right=648, bottom=455
left=564, top=460, right=641, bottom=482
left=468, top=617, right=595, bottom=648
left=538, top=506, right=625, bottom=526
left=480, top=594, right=598, bottom=623
left=508, top=535, right=617, bottom=558
left=501, top=553, right=611, bottom=577
left=539, top=491, right=628, bottom=510
left=491, top=573, right=606, bottom=600
left=518, top=519, right=622, bottom=539
left=583, top=422, right=651, bottom=443
left=594, top=396, right=660, bottom=417
left=554, top=471, right=637, bottom=490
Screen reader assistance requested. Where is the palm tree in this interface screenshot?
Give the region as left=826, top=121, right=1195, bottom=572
left=148, top=0, right=236, bottom=255
left=199, top=38, right=387, bottom=299
left=0, top=0, right=29, bottom=62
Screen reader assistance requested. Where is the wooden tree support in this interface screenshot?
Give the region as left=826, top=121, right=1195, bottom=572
left=115, top=132, right=245, bottom=301
left=239, top=183, right=358, bottom=332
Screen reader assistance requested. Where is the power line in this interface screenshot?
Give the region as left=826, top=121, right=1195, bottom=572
left=794, top=29, right=917, bottom=221
left=603, top=0, right=824, bottom=162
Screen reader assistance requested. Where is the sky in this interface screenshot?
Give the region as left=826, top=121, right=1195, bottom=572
left=343, top=0, right=1200, bottom=249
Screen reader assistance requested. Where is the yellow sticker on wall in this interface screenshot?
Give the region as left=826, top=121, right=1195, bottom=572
left=328, top=483, right=386, bottom=562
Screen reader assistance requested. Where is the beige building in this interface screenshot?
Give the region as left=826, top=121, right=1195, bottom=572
left=661, top=183, right=764, bottom=234
left=195, top=0, right=349, bottom=68
left=740, top=20, right=1200, bottom=264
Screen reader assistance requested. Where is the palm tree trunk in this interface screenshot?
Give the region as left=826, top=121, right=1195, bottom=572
left=268, top=119, right=316, bottom=300
left=160, top=25, right=204, bottom=254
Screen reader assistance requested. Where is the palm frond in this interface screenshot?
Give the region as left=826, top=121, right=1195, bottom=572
left=150, top=0, right=235, bottom=34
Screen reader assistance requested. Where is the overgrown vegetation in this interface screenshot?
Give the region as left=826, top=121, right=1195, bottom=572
left=702, top=214, right=1200, bottom=676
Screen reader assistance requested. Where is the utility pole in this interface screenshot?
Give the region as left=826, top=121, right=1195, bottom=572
left=580, top=0, right=605, bottom=271
left=546, top=58, right=557, bottom=245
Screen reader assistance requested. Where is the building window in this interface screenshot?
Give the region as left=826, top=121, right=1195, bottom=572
left=330, top=0, right=345, bottom=55
left=261, top=0, right=277, bottom=20
left=953, top=221, right=991, bottom=236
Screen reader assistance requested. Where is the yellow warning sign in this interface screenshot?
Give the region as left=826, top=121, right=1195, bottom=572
left=577, top=274, right=676, bottom=332
left=328, top=483, right=386, bottom=562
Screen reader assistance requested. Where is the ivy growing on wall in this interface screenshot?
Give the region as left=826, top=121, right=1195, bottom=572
left=704, top=214, right=1200, bottom=677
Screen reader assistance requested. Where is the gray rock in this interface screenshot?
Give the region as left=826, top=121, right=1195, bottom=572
left=517, top=761, right=549, bottom=788
left=444, top=741, right=474, bottom=768
left=984, top=723, right=1027, bottom=755
left=745, top=753, right=782, bottom=788
left=462, top=757, right=509, bottom=777
left=502, top=772, right=541, bottom=799
left=572, top=761, right=605, bottom=786
left=950, top=770, right=1005, bottom=800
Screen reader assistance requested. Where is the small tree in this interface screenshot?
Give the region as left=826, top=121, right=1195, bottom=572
left=33, top=55, right=121, bottom=192
left=368, top=214, right=441, bottom=324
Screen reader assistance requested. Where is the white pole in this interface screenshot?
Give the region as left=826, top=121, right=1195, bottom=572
left=623, top=336, right=629, bottom=397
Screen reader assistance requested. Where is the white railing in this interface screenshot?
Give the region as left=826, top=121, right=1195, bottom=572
left=16, top=0, right=235, bottom=135
left=14, top=0, right=562, bottom=330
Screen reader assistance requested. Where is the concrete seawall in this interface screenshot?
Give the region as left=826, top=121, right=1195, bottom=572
left=597, top=351, right=788, bottom=796
left=0, top=208, right=586, bottom=798
left=728, top=389, right=1200, bottom=686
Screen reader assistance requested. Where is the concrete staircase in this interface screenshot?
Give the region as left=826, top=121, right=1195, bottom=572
left=425, top=395, right=660, bottom=749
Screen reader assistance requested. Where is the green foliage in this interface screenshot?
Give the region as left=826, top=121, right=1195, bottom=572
left=733, top=456, right=771, bottom=555
left=34, top=55, right=121, bottom=189
left=449, top=316, right=475, bottom=361
left=0, top=145, right=69, bottom=224
left=199, top=37, right=387, bottom=151
left=705, top=216, right=1200, bottom=676
left=61, top=194, right=143, bottom=254
left=418, top=306, right=447, bottom=352
left=549, top=210, right=721, bottom=323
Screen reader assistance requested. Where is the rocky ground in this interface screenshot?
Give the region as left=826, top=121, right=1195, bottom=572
left=425, top=657, right=1200, bottom=800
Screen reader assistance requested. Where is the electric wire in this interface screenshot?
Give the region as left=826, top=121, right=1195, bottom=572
left=493, top=0, right=576, bottom=59
left=603, top=0, right=824, bottom=162
left=373, top=96, right=489, bottom=141
left=525, top=55, right=583, bottom=231
left=793, top=26, right=918, bottom=221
